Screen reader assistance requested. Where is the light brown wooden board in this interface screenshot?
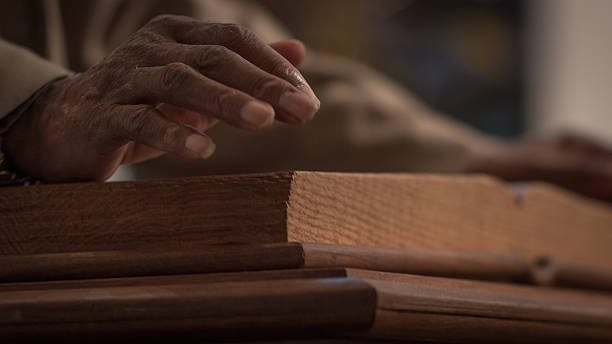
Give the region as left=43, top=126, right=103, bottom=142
left=2, top=171, right=612, bottom=272
left=287, top=172, right=612, bottom=271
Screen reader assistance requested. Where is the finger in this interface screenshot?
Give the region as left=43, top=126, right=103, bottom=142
left=173, top=44, right=316, bottom=124
left=269, top=40, right=306, bottom=67
left=151, top=17, right=318, bottom=102
left=112, top=104, right=216, bottom=159
left=156, top=103, right=218, bottom=132
left=127, top=63, right=276, bottom=130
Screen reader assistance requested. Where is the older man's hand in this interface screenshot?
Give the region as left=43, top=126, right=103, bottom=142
left=2, top=15, right=319, bottom=182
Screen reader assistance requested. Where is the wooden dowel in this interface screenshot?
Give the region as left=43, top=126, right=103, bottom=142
left=302, top=243, right=531, bottom=283
left=0, top=268, right=348, bottom=292
left=531, top=256, right=612, bottom=292
left=0, top=243, right=305, bottom=282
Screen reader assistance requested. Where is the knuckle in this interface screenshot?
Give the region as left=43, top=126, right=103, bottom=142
left=250, top=76, right=285, bottom=99
left=160, top=124, right=183, bottom=148
left=216, top=23, right=252, bottom=45
left=213, top=89, right=238, bottom=117
left=123, top=106, right=152, bottom=139
left=195, top=45, right=230, bottom=73
left=160, top=63, right=191, bottom=93
left=270, top=60, right=293, bottom=79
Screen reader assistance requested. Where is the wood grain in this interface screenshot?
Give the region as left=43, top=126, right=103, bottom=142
left=370, top=310, right=612, bottom=344
left=357, top=270, right=612, bottom=343
left=287, top=172, right=612, bottom=271
left=0, top=277, right=377, bottom=341
left=0, top=173, right=293, bottom=255
left=363, top=272, right=612, bottom=327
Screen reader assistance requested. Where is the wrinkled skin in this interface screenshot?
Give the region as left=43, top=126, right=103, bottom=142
left=2, top=15, right=319, bottom=182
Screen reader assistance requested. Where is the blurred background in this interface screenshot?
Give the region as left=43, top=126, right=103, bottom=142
left=258, top=0, right=612, bottom=143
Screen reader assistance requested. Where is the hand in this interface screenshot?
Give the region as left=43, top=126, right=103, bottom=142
left=474, top=135, right=612, bottom=201
left=2, top=15, right=319, bottom=182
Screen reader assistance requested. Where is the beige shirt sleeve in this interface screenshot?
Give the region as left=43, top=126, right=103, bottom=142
left=0, top=38, right=68, bottom=120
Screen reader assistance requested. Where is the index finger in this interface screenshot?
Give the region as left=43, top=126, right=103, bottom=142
left=149, top=16, right=318, bottom=101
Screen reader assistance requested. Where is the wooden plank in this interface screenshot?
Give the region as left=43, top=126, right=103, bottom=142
left=370, top=310, right=612, bottom=344
left=0, top=277, right=377, bottom=341
left=0, top=243, right=305, bottom=282
left=2, top=171, right=612, bottom=272
left=348, top=269, right=612, bottom=342
left=0, top=172, right=293, bottom=254
left=287, top=172, right=612, bottom=270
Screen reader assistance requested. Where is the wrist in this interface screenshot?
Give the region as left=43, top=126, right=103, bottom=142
left=0, top=76, right=69, bottom=183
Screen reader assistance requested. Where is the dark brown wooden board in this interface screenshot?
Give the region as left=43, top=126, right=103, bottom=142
left=356, top=270, right=612, bottom=327
left=0, top=277, right=377, bottom=342
left=0, top=173, right=293, bottom=254
left=356, top=269, right=612, bottom=343
left=370, top=310, right=612, bottom=344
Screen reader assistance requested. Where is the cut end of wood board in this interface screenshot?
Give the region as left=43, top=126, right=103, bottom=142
left=0, top=172, right=295, bottom=254
left=286, top=171, right=612, bottom=270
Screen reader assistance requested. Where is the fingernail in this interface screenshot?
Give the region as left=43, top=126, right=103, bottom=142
left=240, top=101, right=275, bottom=129
left=185, top=134, right=216, bottom=159
left=279, top=91, right=320, bottom=123
left=296, top=83, right=320, bottom=104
